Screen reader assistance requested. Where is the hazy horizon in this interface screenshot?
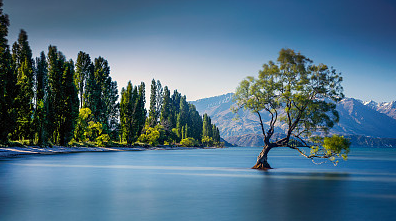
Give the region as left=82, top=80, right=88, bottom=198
left=4, top=0, right=396, bottom=102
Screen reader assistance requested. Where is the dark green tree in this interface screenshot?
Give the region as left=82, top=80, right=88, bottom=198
left=47, top=45, right=64, bottom=144
left=84, top=56, right=118, bottom=134
left=212, top=124, right=220, bottom=143
left=58, top=60, right=79, bottom=145
left=46, top=46, right=79, bottom=145
left=188, top=104, right=203, bottom=141
left=12, top=29, right=34, bottom=141
left=135, top=82, right=146, bottom=138
left=148, top=79, right=157, bottom=127
left=233, top=48, right=350, bottom=169
left=160, top=86, right=171, bottom=130
left=170, top=90, right=181, bottom=129
left=103, top=79, right=119, bottom=138
left=202, top=114, right=212, bottom=138
left=148, top=79, right=163, bottom=127
left=176, top=95, right=189, bottom=139
left=120, top=81, right=146, bottom=144
left=33, top=51, right=48, bottom=145
left=0, top=0, right=16, bottom=143
left=120, top=82, right=133, bottom=144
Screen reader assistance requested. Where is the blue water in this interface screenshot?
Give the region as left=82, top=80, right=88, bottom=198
left=1, top=147, right=396, bottom=221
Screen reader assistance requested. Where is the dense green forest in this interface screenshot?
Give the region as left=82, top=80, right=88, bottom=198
left=0, top=1, right=222, bottom=148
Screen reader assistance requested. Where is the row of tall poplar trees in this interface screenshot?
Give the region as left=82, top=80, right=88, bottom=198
left=0, top=1, right=221, bottom=147
left=0, top=1, right=116, bottom=146
left=120, top=79, right=221, bottom=146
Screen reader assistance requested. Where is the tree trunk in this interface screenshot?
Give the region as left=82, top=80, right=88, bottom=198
left=252, top=145, right=272, bottom=169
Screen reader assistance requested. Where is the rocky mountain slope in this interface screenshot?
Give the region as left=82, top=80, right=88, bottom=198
left=190, top=93, right=396, bottom=147
left=363, top=100, right=396, bottom=120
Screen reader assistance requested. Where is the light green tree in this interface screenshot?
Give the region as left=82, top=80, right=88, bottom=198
left=233, top=48, right=350, bottom=169
left=180, top=137, right=198, bottom=147
left=137, top=125, right=165, bottom=146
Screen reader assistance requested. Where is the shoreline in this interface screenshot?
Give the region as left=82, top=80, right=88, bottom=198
left=0, top=146, right=220, bottom=158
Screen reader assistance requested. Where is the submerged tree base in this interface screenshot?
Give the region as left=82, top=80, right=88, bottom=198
left=252, top=161, right=272, bottom=170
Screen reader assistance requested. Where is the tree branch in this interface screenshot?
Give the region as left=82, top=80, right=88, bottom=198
left=256, top=111, right=268, bottom=144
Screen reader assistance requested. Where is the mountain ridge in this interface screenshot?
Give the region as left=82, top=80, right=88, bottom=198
left=190, top=93, right=396, bottom=147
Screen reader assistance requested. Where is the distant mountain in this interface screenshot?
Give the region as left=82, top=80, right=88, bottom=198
left=190, top=93, right=396, bottom=146
left=191, top=93, right=283, bottom=138
left=363, top=100, right=396, bottom=120
left=225, top=134, right=396, bottom=147
left=332, top=98, right=396, bottom=138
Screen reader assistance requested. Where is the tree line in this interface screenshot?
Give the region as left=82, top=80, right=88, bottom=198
left=0, top=1, right=222, bottom=147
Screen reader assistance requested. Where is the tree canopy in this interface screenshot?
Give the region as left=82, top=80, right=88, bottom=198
left=233, top=48, right=350, bottom=169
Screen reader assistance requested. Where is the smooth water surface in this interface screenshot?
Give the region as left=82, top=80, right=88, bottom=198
left=1, top=147, right=396, bottom=221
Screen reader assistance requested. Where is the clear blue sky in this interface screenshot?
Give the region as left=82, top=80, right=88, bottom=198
left=4, top=0, right=396, bottom=102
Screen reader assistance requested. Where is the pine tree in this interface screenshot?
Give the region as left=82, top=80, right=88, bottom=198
left=0, top=0, right=16, bottom=143
left=12, top=29, right=34, bottom=141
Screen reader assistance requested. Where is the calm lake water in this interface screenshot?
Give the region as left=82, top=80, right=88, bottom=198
left=1, top=147, right=396, bottom=221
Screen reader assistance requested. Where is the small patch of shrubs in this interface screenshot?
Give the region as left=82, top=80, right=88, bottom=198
left=180, top=137, right=199, bottom=147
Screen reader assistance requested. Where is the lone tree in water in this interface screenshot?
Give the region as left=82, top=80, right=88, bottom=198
left=233, top=48, right=350, bottom=169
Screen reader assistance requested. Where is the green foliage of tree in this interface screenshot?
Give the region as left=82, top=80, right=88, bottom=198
left=202, top=136, right=213, bottom=147
left=120, top=81, right=146, bottom=144
left=74, top=51, right=92, bottom=108
left=233, top=48, right=350, bottom=169
left=95, top=134, right=110, bottom=147
left=202, top=114, right=212, bottom=138
left=169, top=90, right=181, bottom=129
left=148, top=79, right=163, bottom=127
left=73, top=107, right=110, bottom=146
left=59, top=60, right=79, bottom=145
left=212, top=124, right=220, bottom=143
left=137, top=125, right=165, bottom=146
left=46, top=46, right=79, bottom=145
left=12, top=29, right=34, bottom=141
left=136, top=82, right=147, bottom=138
left=0, top=0, right=16, bottom=143
left=176, top=95, right=189, bottom=139
left=160, top=86, right=171, bottom=130
left=83, top=56, right=119, bottom=135
left=74, top=107, right=92, bottom=142
left=308, top=134, right=351, bottom=163
left=33, top=51, right=48, bottom=145
left=180, top=137, right=199, bottom=147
